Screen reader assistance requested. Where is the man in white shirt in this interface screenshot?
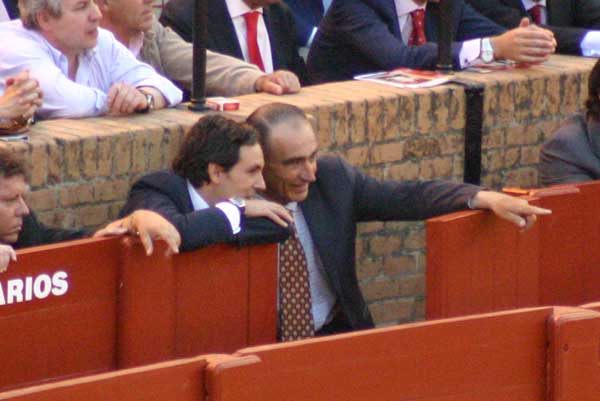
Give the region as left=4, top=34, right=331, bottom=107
left=97, top=0, right=300, bottom=97
left=120, top=115, right=292, bottom=252
left=0, top=0, right=182, bottom=119
left=466, top=0, right=600, bottom=56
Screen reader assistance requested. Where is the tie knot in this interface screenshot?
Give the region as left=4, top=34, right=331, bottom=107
left=410, top=8, right=425, bottom=22
left=243, top=10, right=260, bottom=27
left=408, top=9, right=427, bottom=47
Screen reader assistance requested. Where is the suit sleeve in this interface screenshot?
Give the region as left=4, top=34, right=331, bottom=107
left=325, top=0, right=462, bottom=71
left=154, top=21, right=264, bottom=96
left=332, top=158, right=481, bottom=222
left=464, top=0, right=524, bottom=28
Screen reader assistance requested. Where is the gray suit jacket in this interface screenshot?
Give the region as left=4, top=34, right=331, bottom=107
left=465, top=0, right=600, bottom=55
left=141, top=18, right=264, bottom=96
left=540, top=115, right=600, bottom=185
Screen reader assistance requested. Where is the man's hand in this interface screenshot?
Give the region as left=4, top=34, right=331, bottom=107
left=491, top=18, right=556, bottom=64
left=254, top=70, right=301, bottom=95
left=0, top=71, right=43, bottom=120
left=470, top=190, right=551, bottom=230
left=106, top=82, right=148, bottom=115
left=0, top=245, right=17, bottom=273
left=245, top=199, right=293, bottom=227
left=94, top=210, right=181, bottom=256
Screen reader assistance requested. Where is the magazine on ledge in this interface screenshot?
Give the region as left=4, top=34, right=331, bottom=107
left=354, top=68, right=450, bottom=89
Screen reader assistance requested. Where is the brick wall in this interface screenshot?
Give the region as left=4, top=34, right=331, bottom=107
left=1, top=54, right=595, bottom=327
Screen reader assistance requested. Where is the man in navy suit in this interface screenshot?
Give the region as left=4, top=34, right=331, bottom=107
left=247, top=102, right=551, bottom=336
left=307, top=0, right=557, bottom=83
left=465, top=0, right=600, bottom=55
left=160, top=0, right=308, bottom=84
left=285, top=0, right=330, bottom=47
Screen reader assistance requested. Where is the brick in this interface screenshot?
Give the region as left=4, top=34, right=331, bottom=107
left=331, top=102, right=349, bottom=147
left=506, top=125, right=540, bottom=146
left=430, top=92, right=449, bottom=134
left=346, top=145, right=370, bottom=167
left=371, top=142, right=404, bottom=164
left=520, top=145, right=540, bottom=165
left=61, top=139, right=81, bottom=181
left=77, top=204, right=110, bottom=228
left=482, top=127, right=505, bottom=150
left=97, top=137, right=113, bottom=177
left=348, top=100, right=367, bottom=144
left=505, top=147, right=520, bottom=168
left=25, top=189, right=58, bottom=212
left=94, top=179, right=129, bottom=202
left=81, top=138, right=98, bottom=180
left=357, top=221, right=384, bottom=234
left=504, top=167, right=538, bottom=188
left=366, top=99, right=385, bottom=142
left=362, top=278, right=401, bottom=301
left=368, top=235, right=403, bottom=257
left=387, top=161, right=419, bottom=181
left=419, top=157, right=453, bottom=179
left=438, top=134, right=463, bottom=155
left=398, top=275, right=425, bottom=297
left=356, top=258, right=382, bottom=281
left=382, top=97, right=401, bottom=140
left=447, top=87, right=466, bottom=131
left=60, top=184, right=94, bottom=207
left=415, top=92, right=433, bottom=134
left=113, top=134, right=132, bottom=176
left=404, top=229, right=425, bottom=250
left=397, top=94, right=416, bottom=136
left=403, top=138, right=441, bottom=159
left=383, top=255, right=417, bottom=276
left=483, top=149, right=504, bottom=173
left=368, top=298, right=414, bottom=325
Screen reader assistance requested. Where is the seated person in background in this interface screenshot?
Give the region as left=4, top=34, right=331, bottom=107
left=465, top=0, right=600, bottom=56
left=0, top=149, right=181, bottom=272
left=307, top=0, right=557, bottom=84
left=160, top=0, right=309, bottom=85
left=0, top=70, right=42, bottom=130
left=539, top=59, right=600, bottom=185
left=119, top=115, right=292, bottom=252
left=0, top=0, right=182, bottom=119
left=246, top=102, right=551, bottom=339
left=285, top=0, right=330, bottom=48
left=98, top=0, right=299, bottom=97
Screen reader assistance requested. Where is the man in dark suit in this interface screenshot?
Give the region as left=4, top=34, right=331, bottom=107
left=285, top=0, right=328, bottom=47
left=160, top=0, right=308, bottom=84
left=120, top=115, right=291, bottom=252
left=247, top=102, right=551, bottom=336
left=465, top=0, right=600, bottom=55
left=0, top=149, right=181, bottom=272
left=1, top=0, right=19, bottom=20
left=540, top=59, right=600, bottom=185
left=307, top=0, right=557, bottom=83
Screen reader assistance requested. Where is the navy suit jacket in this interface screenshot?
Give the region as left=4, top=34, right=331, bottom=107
left=14, top=212, right=86, bottom=250
left=160, top=0, right=308, bottom=84
left=465, top=0, right=600, bottom=55
left=301, top=155, right=481, bottom=330
left=119, top=170, right=290, bottom=252
left=2, top=0, right=19, bottom=19
left=285, top=0, right=325, bottom=46
left=307, top=0, right=505, bottom=83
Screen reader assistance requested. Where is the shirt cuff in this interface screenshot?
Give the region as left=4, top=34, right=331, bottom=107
left=215, top=202, right=242, bottom=234
left=581, top=31, right=600, bottom=57
left=459, top=38, right=482, bottom=68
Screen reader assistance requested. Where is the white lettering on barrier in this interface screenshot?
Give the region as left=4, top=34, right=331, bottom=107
left=0, top=271, right=70, bottom=306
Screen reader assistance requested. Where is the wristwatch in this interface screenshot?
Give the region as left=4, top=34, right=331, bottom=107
left=137, top=91, right=155, bottom=113
left=480, top=38, right=495, bottom=63
left=229, top=197, right=246, bottom=214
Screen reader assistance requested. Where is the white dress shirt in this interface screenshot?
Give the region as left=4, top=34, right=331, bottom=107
left=522, top=0, right=547, bottom=25
left=187, top=181, right=242, bottom=234
left=224, top=0, right=274, bottom=73
left=286, top=202, right=337, bottom=331
left=0, top=1, right=10, bottom=22
left=394, top=0, right=482, bottom=68
left=0, top=20, right=182, bottom=119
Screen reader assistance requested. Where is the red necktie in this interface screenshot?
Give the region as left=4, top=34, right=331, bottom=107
left=243, top=11, right=265, bottom=71
left=408, top=9, right=427, bottom=46
left=529, top=4, right=543, bottom=25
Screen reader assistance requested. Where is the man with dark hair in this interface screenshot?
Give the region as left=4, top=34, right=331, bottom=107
left=306, top=0, right=557, bottom=84
left=539, top=59, right=600, bottom=185
left=120, top=115, right=291, bottom=252
left=247, top=102, right=551, bottom=339
left=465, top=0, right=600, bottom=56
left=0, top=149, right=181, bottom=272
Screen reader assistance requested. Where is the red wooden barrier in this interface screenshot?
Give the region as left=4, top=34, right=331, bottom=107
left=426, top=181, right=600, bottom=319
left=0, top=237, right=122, bottom=390
left=0, top=355, right=210, bottom=401
left=0, top=237, right=278, bottom=391
left=207, top=308, right=555, bottom=401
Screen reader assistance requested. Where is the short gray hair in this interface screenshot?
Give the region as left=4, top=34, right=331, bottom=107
left=19, top=0, right=62, bottom=29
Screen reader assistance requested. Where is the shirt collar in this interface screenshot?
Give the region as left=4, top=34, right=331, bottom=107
left=187, top=180, right=210, bottom=211
left=395, top=0, right=427, bottom=17
left=522, top=0, right=546, bottom=9
left=225, top=0, right=263, bottom=19
left=285, top=202, right=298, bottom=213
left=128, top=31, right=145, bottom=57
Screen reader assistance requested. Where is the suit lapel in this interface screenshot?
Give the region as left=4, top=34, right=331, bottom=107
left=208, top=0, right=244, bottom=59
left=262, top=6, right=278, bottom=69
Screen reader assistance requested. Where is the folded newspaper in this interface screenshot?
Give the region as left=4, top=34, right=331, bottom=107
left=354, top=68, right=450, bottom=89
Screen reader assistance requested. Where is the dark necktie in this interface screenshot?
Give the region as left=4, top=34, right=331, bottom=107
left=529, top=4, right=543, bottom=25
left=408, top=9, right=427, bottom=46
left=278, top=224, right=315, bottom=341
left=243, top=11, right=265, bottom=71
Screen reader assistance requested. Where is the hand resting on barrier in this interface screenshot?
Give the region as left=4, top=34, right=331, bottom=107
left=470, top=190, right=552, bottom=230
left=0, top=244, right=17, bottom=273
